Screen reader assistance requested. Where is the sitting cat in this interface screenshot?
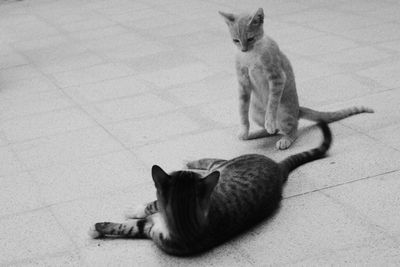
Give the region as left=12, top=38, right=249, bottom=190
left=219, top=8, right=373, bottom=149
left=89, top=121, right=332, bottom=256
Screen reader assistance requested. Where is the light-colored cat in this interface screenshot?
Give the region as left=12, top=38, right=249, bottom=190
left=219, top=8, right=373, bottom=149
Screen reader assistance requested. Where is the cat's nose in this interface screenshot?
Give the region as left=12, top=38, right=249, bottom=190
left=241, top=48, right=248, bottom=52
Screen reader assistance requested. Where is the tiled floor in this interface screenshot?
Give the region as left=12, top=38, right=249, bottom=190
left=1, top=0, right=400, bottom=265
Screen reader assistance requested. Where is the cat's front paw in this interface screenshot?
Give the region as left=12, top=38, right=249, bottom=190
left=237, top=128, right=249, bottom=140
left=124, top=204, right=147, bottom=219
left=88, top=224, right=103, bottom=239
left=265, top=119, right=278, bottom=135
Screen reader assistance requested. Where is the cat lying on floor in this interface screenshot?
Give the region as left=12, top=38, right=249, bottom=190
left=89, top=121, right=332, bottom=256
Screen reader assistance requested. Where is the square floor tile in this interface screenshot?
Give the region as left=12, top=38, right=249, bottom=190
left=14, top=251, right=81, bottom=267
left=0, top=172, right=42, bottom=216
left=357, top=60, right=400, bottom=89
left=0, top=65, right=45, bottom=83
left=199, top=99, right=238, bottom=127
left=0, top=147, right=25, bottom=176
left=323, top=171, right=400, bottom=235
left=137, top=62, right=217, bottom=89
left=51, top=63, right=136, bottom=88
left=289, top=237, right=400, bottom=266
left=0, top=90, right=74, bottom=121
left=106, top=111, right=201, bottom=147
left=84, top=93, right=177, bottom=123
left=35, top=52, right=105, bottom=74
left=31, top=151, right=148, bottom=205
left=59, top=17, right=116, bottom=33
left=284, top=35, right=359, bottom=56
left=63, top=75, right=152, bottom=104
left=367, top=122, right=400, bottom=151
left=102, top=41, right=171, bottom=63
left=324, top=89, right=400, bottom=132
left=126, top=50, right=200, bottom=74
left=0, top=53, right=29, bottom=70
left=51, top=184, right=156, bottom=247
left=338, top=23, right=400, bottom=44
left=168, top=73, right=237, bottom=106
left=0, top=77, right=58, bottom=99
left=316, top=46, right=392, bottom=71
left=297, top=73, right=378, bottom=107
left=134, top=128, right=269, bottom=172
left=286, top=133, right=400, bottom=196
left=0, top=209, right=74, bottom=264
left=234, top=192, right=386, bottom=265
left=68, top=25, right=129, bottom=42
left=12, top=127, right=124, bottom=170
left=1, top=107, right=96, bottom=143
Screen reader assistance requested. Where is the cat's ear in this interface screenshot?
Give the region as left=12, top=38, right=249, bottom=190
left=249, top=8, right=264, bottom=26
left=219, top=11, right=236, bottom=24
left=151, top=165, right=170, bottom=189
left=201, top=171, right=220, bottom=198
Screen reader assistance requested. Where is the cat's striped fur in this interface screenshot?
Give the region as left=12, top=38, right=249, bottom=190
left=89, top=122, right=332, bottom=256
left=219, top=8, right=373, bottom=150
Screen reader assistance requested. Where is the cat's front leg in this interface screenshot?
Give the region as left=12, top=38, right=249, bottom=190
left=89, top=214, right=170, bottom=242
left=265, top=117, right=277, bottom=135
left=265, top=70, right=286, bottom=134
left=124, top=200, right=159, bottom=219
left=237, top=71, right=252, bottom=140
left=89, top=219, right=150, bottom=239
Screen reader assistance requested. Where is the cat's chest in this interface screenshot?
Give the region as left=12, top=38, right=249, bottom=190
left=237, top=53, right=263, bottom=71
left=237, top=53, right=268, bottom=86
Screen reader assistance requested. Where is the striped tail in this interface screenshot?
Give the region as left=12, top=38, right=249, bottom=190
left=279, top=121, right=332, bottom=180
left=299, top=106, right=374, bottom=123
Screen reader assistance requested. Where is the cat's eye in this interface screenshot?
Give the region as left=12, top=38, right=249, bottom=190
left=233, top=39, right=240, bottom=43
left=247, top=37, right=255, bottom=42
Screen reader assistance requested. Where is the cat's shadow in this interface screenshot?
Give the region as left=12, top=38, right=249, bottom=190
left=247, top=123, right=320, bottom=153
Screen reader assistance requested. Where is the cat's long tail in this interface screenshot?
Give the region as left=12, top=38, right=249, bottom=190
left=299, top=106, right=373, bottom=123
left=279, top=121, right=332, bottom=180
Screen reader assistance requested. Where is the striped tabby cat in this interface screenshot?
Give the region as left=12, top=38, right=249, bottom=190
left=219, top=8, right=373, bottom=149
left=89, top=122, right=332, bottom=256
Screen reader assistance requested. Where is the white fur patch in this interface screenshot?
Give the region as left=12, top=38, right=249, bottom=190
left=88, top=225, right=101, bottom=239
left=150, top=213, right=170, bottom=240
left=124, top=204, right=147, bottom=219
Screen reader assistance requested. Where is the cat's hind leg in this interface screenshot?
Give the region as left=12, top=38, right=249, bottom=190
left=247, top=108, right=276, bottom=140
left=124, top=200, right=158, bottom=219
left=185, top=158, right=227, bottom=170
left=247, top=129, right=275, bottom=139
left=276, top=109, right=298, bottom=150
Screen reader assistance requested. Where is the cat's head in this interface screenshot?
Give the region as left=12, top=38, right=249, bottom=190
left=219, top=8, right=264, bottom=52
left=151, top=165, right=219, bottom=235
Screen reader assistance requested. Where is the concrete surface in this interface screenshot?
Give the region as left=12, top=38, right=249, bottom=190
left=1, top=0, right=400, bottom=265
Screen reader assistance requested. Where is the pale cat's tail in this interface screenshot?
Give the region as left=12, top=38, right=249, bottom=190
left=299, top=106, right=374, bottom=123
left=279, top=121, right=332, bottom=180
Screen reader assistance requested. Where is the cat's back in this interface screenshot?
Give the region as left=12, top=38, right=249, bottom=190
left=216, top=154, right=279, bottom=181
left=214, top=154, right=283, bottom=197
